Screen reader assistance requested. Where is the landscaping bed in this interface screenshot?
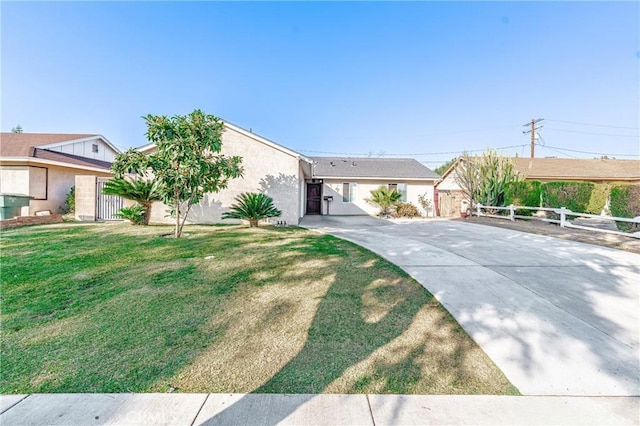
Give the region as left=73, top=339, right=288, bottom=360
left=1, top=223, right=517, bottom=395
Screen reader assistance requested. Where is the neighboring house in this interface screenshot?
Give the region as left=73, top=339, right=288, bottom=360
left=308, top=157, right=439, bottom=216
left=0, top=133, right=119, bottom=216
left=135, top=121, right=440, bottom=225
left=435, top=156, right=640, bottom=217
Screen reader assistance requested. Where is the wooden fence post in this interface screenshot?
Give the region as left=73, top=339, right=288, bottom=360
left=560, top=207, right=566, bottom=228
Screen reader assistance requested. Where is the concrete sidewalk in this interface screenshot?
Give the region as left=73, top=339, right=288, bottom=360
left=2, top=393, right=639, bottom=425
left=300, top=216, right=640, bottom=397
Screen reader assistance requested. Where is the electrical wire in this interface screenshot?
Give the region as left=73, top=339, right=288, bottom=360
left=300, top=144, right=529, bottom=157
left=545, top=128, right=639, bottom=138
left=546, top=119, right=639, bottom=130
left=543, top=145, right=640, bottom=157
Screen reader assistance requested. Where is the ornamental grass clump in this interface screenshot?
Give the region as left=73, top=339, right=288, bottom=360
left=222, top=192, right=282, bottom=227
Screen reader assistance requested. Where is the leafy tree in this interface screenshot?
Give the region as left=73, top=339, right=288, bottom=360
left=112, top=110, right=244, bottom=238
left=366, top=186, right=402, bottom=217
left=102, top=177, right=163, bottom=225
left=434, top=157, right=457, bottom=176
left=11, top=125, right=23, bottom=133
left=222, top=192, right=282, bottom=227
left=455, top=149, right=521, bottom=209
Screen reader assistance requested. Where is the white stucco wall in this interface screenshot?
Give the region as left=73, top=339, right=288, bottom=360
left=320, top=179, right=436, bottom=217
left=148, top=126, right=303, bottom=225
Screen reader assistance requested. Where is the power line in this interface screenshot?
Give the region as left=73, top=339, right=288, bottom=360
left=543, top=145, right=640, bottom=157
left=546, top=119, right=639, bottom=130
left=300, top=144, right=529, bottom=157
left=545, top=128, right=639, bottom=138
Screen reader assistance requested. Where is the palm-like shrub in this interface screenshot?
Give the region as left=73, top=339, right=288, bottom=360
left=114, top=205, right=146, bottom=225
left=222, top=192, right=282, bottom=227
left=366, top=186, right=402, bottom=217
left=102, top=177, right=162, bottom=225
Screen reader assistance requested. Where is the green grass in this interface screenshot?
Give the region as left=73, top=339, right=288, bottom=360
left=0, top=222, right=518, bottom=395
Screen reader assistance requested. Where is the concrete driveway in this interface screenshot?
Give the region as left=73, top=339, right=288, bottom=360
left=300, top=215, right=640, bottom=396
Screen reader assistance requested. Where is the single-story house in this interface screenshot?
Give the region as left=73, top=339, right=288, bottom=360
left=435, top=156, right=640, bottom=217
left=308, top=157, right=439, bottom=217
left=135, top=121, right=440, bottom=225
left=0, top=133, right=119, bottom=216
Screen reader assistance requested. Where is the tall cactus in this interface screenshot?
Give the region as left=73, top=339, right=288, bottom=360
left=456, top=149, right=521, bottom=209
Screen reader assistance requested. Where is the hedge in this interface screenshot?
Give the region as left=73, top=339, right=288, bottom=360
left=504, top=181, right=542, bottom=216
left=609, top=184, right=640, bottom=232
left=585, top=184, right=610, bottom=215
left=543, top=181, right=594, bottom=213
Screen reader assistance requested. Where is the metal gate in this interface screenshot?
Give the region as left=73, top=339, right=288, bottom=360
left=96, top=178, right=124, bottom=220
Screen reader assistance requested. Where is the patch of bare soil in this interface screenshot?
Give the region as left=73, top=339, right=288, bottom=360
left=459, top=216, right=640, bottom=255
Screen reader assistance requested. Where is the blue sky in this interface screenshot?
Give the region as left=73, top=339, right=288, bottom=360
left=2, top=1, right=638, bottom=168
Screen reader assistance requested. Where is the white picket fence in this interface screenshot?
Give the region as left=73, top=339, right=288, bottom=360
left=474, top=204, right=640, bottom=239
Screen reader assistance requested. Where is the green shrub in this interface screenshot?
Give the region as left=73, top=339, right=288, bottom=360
left=60, top=186, right=75, bottom=214
left=102, top=177, right=162, bottom=225
left=222, top=192, right=282, bottom=227
left=609, top=184, right=640, bottom=232
left=394, top=202, right=420, bottom=218
left=504, top=181, right=542, bottom=216
left=366, top=186, right=402, bottom=217
left=114, top=205, right=146, bottom=225
left=585, top=184, right=610, bottom=215
left=543, top=181, right=594, bottom=213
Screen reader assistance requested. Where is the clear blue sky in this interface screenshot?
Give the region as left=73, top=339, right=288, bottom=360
left=2, top=1, right=638, bottom=168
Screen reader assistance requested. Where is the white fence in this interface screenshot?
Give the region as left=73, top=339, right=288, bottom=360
left=474, top=204, right=640, bottom=239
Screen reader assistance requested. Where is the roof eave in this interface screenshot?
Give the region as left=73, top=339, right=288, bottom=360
left=0, top=157, right=113, bottom=174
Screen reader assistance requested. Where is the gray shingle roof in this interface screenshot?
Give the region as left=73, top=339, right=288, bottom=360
left=310, top=157, right=439, bottom=180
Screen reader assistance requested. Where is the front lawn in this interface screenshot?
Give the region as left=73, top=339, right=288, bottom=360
left=1, top=223, right=517, bottom=395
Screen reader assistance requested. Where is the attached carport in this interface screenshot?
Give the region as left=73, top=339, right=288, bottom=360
left=301, top=215, right=640, bottom=396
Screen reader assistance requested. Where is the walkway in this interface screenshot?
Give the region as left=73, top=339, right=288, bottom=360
left=301, top=216, right=640, bottom=397
left=2, top=393, right=638, bottom=425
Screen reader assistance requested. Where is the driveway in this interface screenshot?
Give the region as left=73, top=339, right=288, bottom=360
left=300, top=215, right=640, bottom=396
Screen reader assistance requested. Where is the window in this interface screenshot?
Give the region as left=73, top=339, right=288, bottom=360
left=389, top=183, right=407, bottom=202
left=342, top=182, right=357, bottom=202
left=92, top=144, right=99, bottom=153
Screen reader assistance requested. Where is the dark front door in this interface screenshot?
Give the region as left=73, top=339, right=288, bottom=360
left=306, top=183, right=322, bottom=214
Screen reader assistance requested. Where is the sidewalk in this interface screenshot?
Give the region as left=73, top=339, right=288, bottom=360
left=2, top=393, right=639, bottom=425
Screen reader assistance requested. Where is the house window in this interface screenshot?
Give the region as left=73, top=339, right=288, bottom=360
left=342, top=182, right=357, bottom=202
left=389, top=183, right=407, bottom=202
left=92, top=144, right=99, bottom=153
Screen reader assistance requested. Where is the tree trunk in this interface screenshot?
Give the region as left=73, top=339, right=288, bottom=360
left=142, top=202, right=152, bottom=225
left=249, top=220, right=258, bottom=227
left=175, top=188, right=181, bottom=238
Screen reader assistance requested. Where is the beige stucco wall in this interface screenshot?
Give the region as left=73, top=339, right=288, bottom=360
left=436, top=170, right=460, bottom=191
left=320, top=179, right=436, bottom=217
left=148, top=126, right=303, bottom=225
left=1, top=164, right=110, bottom=216
left=0, top=166, right=30, bottom=195
left=75, top=175, right=97, bottom=221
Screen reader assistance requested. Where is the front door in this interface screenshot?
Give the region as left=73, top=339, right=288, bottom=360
left=306, top=183, right=322, bottom=214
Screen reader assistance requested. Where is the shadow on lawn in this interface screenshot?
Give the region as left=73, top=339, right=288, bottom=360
left=198, top=239, right=431, bottom=425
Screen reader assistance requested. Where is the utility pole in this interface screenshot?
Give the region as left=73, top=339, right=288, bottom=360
left=523, top=118, right=544, bottom=158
